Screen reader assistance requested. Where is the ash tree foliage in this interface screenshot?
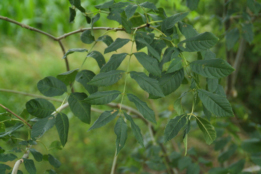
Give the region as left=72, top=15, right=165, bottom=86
left=0, top=0, right=259, bottom=174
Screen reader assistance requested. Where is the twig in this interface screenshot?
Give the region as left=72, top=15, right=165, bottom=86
left=110, top=149, right=118, bottom=174
left=11, top=146, right=31, bottom=174
left=0, top=104, right=32, bottom=129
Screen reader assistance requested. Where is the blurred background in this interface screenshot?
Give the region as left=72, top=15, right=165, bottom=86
left=0, top=0, right=261, bottom=173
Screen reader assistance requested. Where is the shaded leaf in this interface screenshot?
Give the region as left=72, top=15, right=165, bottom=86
left=218, top=144, right=237, bottom=163
left=46, top=169, right=57, bottom=174
left=187, top=163, right=200, bottom=174
left=48, top=154, right=61, bottom=168
left=81, top=30, right=95, bottom=44
left=114, top=117, right=128, bottom=154
left=139, top=2, right=157, bottom=10
left=186, top=0, right=200, bottom=10
left=242, top=23, right=254, bottom=43
left=162, top=12, right=189, bottom=34
left=97, top=35, right=113, bottom=46
left=242, top=139, right=261, bottom=153
left=62, top=48, right=88, bottom=59
left=31, top=116, right=56, bottom=139
left=227, top=159, right=245, bottom=174
left=166, top=57, right=183, bottom=73
left=100, top=53, right=128, bottom=72
left=174, top=98, right=184, bottom=115
left=178, top=22, right=198, bottom=39
left=135, top=37, right=161, bottom=61
left=84, top=90, right=121, bottom=105
left=88, top=70, right=124, bottom=86
left=121, top=12, right=132, bottom=34
left=247, top=0, right=261, bottom=14
left=0, top=153, right=17, bottom=162
left=195, top=116, right=216, bottom=144
left=55, top=113, right=69, bottom=147
left=69, top=7, right=76, bottom=23
left=207, top=78, right=218, bottom=92
left=95, top=1, right=114, bottom=9
left=104, top=38, right=130, bottom=54
left=87, top=51, right=106, bottom=69
left=24, top=159, right=36, bottom=174
left=76, top=70, right=98, bottom=94
left=0, top=164, right=11, bottom=173
left=26, top=98, right=55, bottom=118
left=29, top=148, right=43, bottom=162
left=57, top=69, right=79, bottom=86
left=125, top=4, right=138, bottom=20
left=226, top=28, right=239, bottom=50
left=135, top=31, right=154, bottom=51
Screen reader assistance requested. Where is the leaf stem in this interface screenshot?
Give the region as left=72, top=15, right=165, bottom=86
left=110, top=148, right=118, bottom=174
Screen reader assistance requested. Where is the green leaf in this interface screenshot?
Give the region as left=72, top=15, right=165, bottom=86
left=227, top=159, right=245, bottom=174
left=160, top=47, right=176, bottom=69
left=207, top=78, right=218, bottom=92
left=218, top=144, right=237, bottom=163
left=124, top=113, right=144, bottom=147
left=214, top=137, right=231, bottom=151
left=190, top=59, right=234, bottom=79
left=68, top=92, right=91, bottom=124
left=81, top=30, right=95, bottom=44
left=48, top=154, right=61, bottom=168
left=178, top=32, right=219, bottom=52
left=0, top=123, right=23, bottom=138
left=201, top=50, right=216, bottom=60
left=107, top=10, right=122, bottom=24
left=46, top=169, right=57, bottom=174
left=203, top=104, right=212, bottom=121
left=29, top=148, right=43, bottom=162
left=164, top=114, right=187, bottom=142
left=95, top=1, right=114, bottom=9
left=226, top=28, right=239, bottom=50
left=114, top=117, right=128, bottom=154
left=174, top=98, right=184, bottom=115
left=37, top=76, right=67, bottom=97
left=0, top=153, right=17, bottom=162
left=135, top=37, right=161, bottom=61
left=62, top=48, right=88, bottom=59
left=0, top=123, right=5, bottom=133
left=55, top=113, right=69, bottom=147
left=166, top=57, right=183, bottom=73
left=84, top=90, right=121, bottom=105
left=186, top=0, right=200, bottom=11
left=88, top=70, right=124, bottom=86
left=242, top=139, right=261, bottom=153
left=178, top=22, right=198, bottom=39
left=87, top=51, right=106, bottom=69
left=100, top=53, right=128, bottom=72
left=26, top=98, right=56, bottom=118
left=76, top=70, right=98, bottom=94
left=31, top=116, right=56, bottom=139
left=242, top=23, right=254, bottom=43
left=251, top=156, right=261, bottom=166
left=69, top=7, right=76, bottom=23
left=195, top=116, right=216, bottom=144
left=134, top=52, right=161, bottom=76
left=24, top=159, right=36, bottom=174
left=139, top=2, right=157, bottom=10
left=85, top=16, right=91, bottom=24
left=104, top=38, right=130, bottom=54
left=125, top=4, right=137, bottom=20
left=72, top=0, right=85, bottom=13
left=130, top=71, right=164, bottom=97
left=183, top=120, right=190, bottom=156
left=162, top=12, right=189, bottom=33
left=121, top=12, right=132, bottom=34
left=198, top=89, right=234, bottom=117
left=127, top=94, right=156, bottom=124
left=135, top=31, right=154, bottom=51
left=97, top=35, right=113, bottom=46
left=0, top=164, right=11, bottom=173
left=88, top=110, right=119, bottom=131
left=57, top=69, right=79, bottom=86
left=247, top=0, right=261, bottom=14
left=91, top=13, right=100, bottom=27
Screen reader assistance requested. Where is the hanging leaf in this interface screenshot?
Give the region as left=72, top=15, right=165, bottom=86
left=71, top=0, right=85, bottom=13
left=125, top=4, right=138, bottom=20
left=88, top=70, right=124, bottom=86
left=76, top=70, right=98, bottom=94
left=162, top=12, right=189, bottom=34
left=87, top=51, right=106, bottom=69
left=139, top=2, right=157, bottom=10
left=174, top=98, right=184, bottom=115
left=88, top=110, right=119, bottom=131
left=31, top=116, right=56, bottom=139
left=69, top=7, right=76, bottom=23
left=190, top=59, right=234, bottom=78
left=121, top=12, right=132, bottom=34
left=242, top=23, right=254, bottom=43
left=37, top=76, right=67, bottom=97
left=97, top=35, right=114, bottom=46
left=57, top=69, right=79, bottom=86
left=26, top=98, right=56, bottom=118
left=107, top=10, right=122, bottom=24
left=195, top=116, right=216, bottom=144
left=84, top=90, right=121, bottom=105
left=81, top=30, right=95, bottom=44
left=91, top=13, right=100, bottom=28
left=29, top=148, right=43, bottom=162
left=187, top=163, right=200, bottom=174
left=48, top=154, right=61, bottom=168
left=68, top=92, right=91, bottom=124
left=186, top=0, right=200, bottom=11
left=114, top=117, right=128, bottom=154
left=178, top=32, right=219, bottom=52
left=24, top=159, right=36, bottom=174
left=100, top=53, right=128, bottom=72
left=127, top=94, right=156, bottom=123
left=62, top=48, right=88, bottom=59
left=46, top=169, right=57, bottom=174
left=198, top=89, right=234, bottom=117
left=178, top=22, right=198, bottom=39
left=55, top=113, right=69, bottom=147
left=0, top=153, right=17, bottom=162
left=226, top=28, right=239, bottom=50
left=183, top=120, right=190, bottom=156
left=135, top=37, right=161, bottom=61
left=104, top=38, right=130, bottom=54
left=160, top=47, right=176, bottom=69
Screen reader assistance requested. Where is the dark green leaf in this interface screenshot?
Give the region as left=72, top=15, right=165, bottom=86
left=124, top=113, right=144, bottom=147
left=148, top=39, right=166, bottom=60
left=0, top=147, right=4, bottom=154
left=178, top=22, right=198, bottom=39
left=85, top=16, right=91, bottom=24
left=242, top=139, right=261, bottom=153
left=251, top=156, right=261, bottom=166
left=134, top=52, right=161, bottom=76
left=198, top=89, right=234, bottom=117
left=178, top=156, right=192, bottom=170
left=114, top=117, right=128, bottom=154
left=0, top=164, right=11, bottom=173
left=87, top=51, right=106, bottom=69
left=201, top=50, right=216, bottom=60
left=55, top=113, right=69, bottom=147
left=242, top=23, right=253, bottom=43
left=203, top=104, right=212, bottom=121
left=104, top=38, right=130, bottom=54
left=227, top=159, right=245, bottom=174
left=97, top=35, right=114, bottom=46
left=46, top=169, right=57, bottom=174
left=166, top=57, right=183, bottom=73
left=88, top=110, right=119, bottom=131
left=218, top=144, right=237, bottom=163
left=48, top=154, right=61, bottom=168
left=207, top=78, right=218, bottom=92
left=29, top=148, right=43, bottom=162
left=72, top=0, right=85, bottom=12
left=37, top=76, right=67, bottom=97
left=0, top=153, right=17, bottom=162
left=160, top=47, right=176, bottom=69
left=135, top=37, right=161, bottom=61
left=95, top=1, right=114, bottom=9
left=247, top=0, right=261, bottom=14
left=107, top=10, right=122, bottom=24
left=62, top=48, right=88, bottom=59
left=195, top=116, right=216, bottom=144
left=130, top=71, right=164, bottom=97
left=127, top=94, right=156, bottom=123
left=76, top=70, right=98, bottom=94
left=178, top=32, right=219, bottom=52
left=26, top=98, right=56, bottom=118
left=121, top=12, right=132, bottom=34
left=88, top=70, right=124, bottom=86
left=84, top=90, right=121, bottom=105
left=214, top=137, right=231, bottom=151
left=31, top=116, right=56, bottom=139
left=68, top=92, right=91, bottom=124
left=57, top=69, right=79, bottom=86
left=139, top=2, right=157, bottom=10
left=125, top=4, right=138, bottom=20
left=164, top=114, right=187, bottom=142
left=81, top=30, right=95, bottom=44
left=0, top=123, right=5, bottom=133
left=69, top=7, right=76, bottom=23
left=24, top=159, right=36, bottom=174
left=186, top=0, right=200, bottom=11
left=135, top=31, right=154, bottom=51
left=190, top=59, right=234, bottom=78
left=162, top=12, right=189, bottom=33
left=187, top=163, right=200, bottom=174
left=100, top=53, right=128, bottom=72
left=92, top=13, right=100, bottom=27
left=226, top=28, right=239, bottom=50
left=174, top=98, right=184, bottom=115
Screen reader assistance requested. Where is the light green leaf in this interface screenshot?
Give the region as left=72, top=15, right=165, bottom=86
left=68, top=92, right=91, bottom=124
left=160, top=47, right=176, bottom=68
left=198, top=89, right=234, bottom=117
left=178, top=32, right=219, bottom=52
left=87, top=51, right=106, bottom=69
left=24, top=159, right=36, bottom=174
left=81, top=30, right=95, bottom=44
left=125, top=4, right=138, bottom=20
left=242, top=23, right=254, bottom=43
left=48, top=154, right=61, bottom=168
left=124, top=113, right=144, bottom=147
left=183, top=120, right=190, bottom=156
left=0, top=153, right=17, bottom=162
left=97, top=35, right=113, bottom=46
left=62, top=48, right=88, bottom=59
left=226, top=28, right=239, bottom=50
left=88, top=70, right=124, bottom=86
left=127, top=94, right=156, bottom=124
left=186, top=0, right=200, bottom=11
left=76, top=70, right=98, bottom=94
left=84, top=90, right=121, bottom=105
left=139, top=2, right=157, bottom=10
left=162, top=12, right=189, bottom=33
left=104, top=38, right=130, bottom=54
left=88, top=110, right=119, bottom=131
left=114, top=117, right=128, bottom=154
left=100, top=53, right=128, bottom=72
left=57, top=69, right=79, bottom=86
left=195, top=116, right=216, bottom=144
left=26, top=98, right=56, bottom=118
left=0, top=123, right=5, bottom=133
left=164, top=114, right=187, bottom=142
left=190, top=59, right=234, bottom=78
left=37, top=76, right=67, bottom=97
left=166, top=57, right=183, bottom=73
left=134, top=52, right=161, bottom=76
left=178, top=22, right=198, bottom=39
left=31, top=116, right=56, bottom=139
left=55, top=113, right=69, bottom=147
left=29, top=148, right=43, bottom=162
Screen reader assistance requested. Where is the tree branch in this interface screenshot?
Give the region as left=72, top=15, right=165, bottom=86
left=11, top=146, right=31, bottom=174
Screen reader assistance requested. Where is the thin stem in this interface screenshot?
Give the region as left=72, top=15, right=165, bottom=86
left=110, top=149, right=118, bottom=174
left=189, top=101, right=195, bottom=120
